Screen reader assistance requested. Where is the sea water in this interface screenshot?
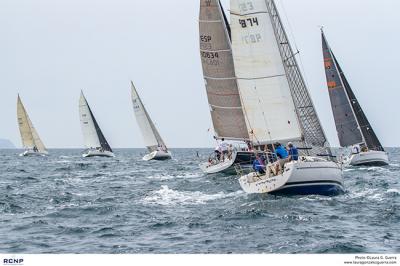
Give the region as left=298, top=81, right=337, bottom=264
left=0, top=148, right=399, bottom=253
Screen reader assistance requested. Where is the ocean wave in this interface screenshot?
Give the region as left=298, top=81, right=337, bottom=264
left=142, top=185, right=243, bottom=206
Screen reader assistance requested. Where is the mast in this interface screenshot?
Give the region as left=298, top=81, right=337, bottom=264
left=131, top=82, right=167, bottom=152
left=79, top=92, right=113, bottom=152
left=199, top=0, right=250, bottom=141
left=322, top=30, right=384, bottom=151
left=265, top=0, right=332, bottom=156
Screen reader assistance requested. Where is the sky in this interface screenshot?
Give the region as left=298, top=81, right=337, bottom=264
left=0, top=0, right=399, bottom=148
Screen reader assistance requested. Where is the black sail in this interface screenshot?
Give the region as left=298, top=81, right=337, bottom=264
left=86, top=100, right=113, bottom=152
left=322, top=30, right=384, bottom=151
left=333, top=54, right=384, bottom=151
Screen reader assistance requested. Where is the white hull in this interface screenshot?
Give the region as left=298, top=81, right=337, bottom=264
left=239, top=158, right=344, bottom=196
left=346, top=151, right=389, bottom=166
left=82, top=150, right=115, bottom=158
left=143, top=150, right=172, bottom=161
left=199, top=157, right=236, bottom=175
left=199, top=151, right=257, bottom=175
left=19, top=150, right=48, bottom=157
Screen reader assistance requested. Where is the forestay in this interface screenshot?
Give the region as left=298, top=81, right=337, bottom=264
left=131, top=82, right=167, bottom=152
left=322, top=31, right=364, bottom=147
left=17, top=95, right=47, bottom=152
left=230, top=0, right=302, bottom=145
left=199, top=0, right=249, bottom=140
left=79, top=92, right=113, bottom=152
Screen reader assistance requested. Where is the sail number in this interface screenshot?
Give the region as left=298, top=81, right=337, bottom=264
left=201, top=51, right=220, bottom=66
left=239, top=17, right=259, bottom=28
left=200, top=35, right=212, bottom=50
left=239, top=2, right=255, bottom=12
left=201, top=51, right=219, bottom=59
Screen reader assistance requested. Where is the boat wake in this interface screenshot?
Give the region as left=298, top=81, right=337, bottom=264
left=142, top=185, right=243, bottom=206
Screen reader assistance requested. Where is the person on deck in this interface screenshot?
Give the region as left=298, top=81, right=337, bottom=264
left=253, top=155, right=265, bottom=175
left=287, top=142, right=299, bottom=161
left=219, top=138, right=229, bottom=161
left=33, top=146, right=38, bottom=152
left=214, top=145, right=222, bottom=162
left=274, top=142, right=288, bottom=174
left=352, top=145, right=360, bottom=154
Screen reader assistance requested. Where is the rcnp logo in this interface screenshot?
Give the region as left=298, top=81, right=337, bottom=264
left=3, top=258, right=24, bottom=265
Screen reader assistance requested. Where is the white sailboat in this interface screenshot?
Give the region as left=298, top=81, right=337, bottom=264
left=79, top=91, right=115, bottom=158
left=231, top=0, right=344, bottom=195
left=130, top=82, right=172, bottom=161
left=17, top=95, right=48, bottom=157
left=198, top=0, right=263, bottom=174
left=322, top=29, right=389, bottom=166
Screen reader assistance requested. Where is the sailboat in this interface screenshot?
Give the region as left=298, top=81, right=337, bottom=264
left=130, top=82, right=172, bottom=161
left=231, top=0, right=344, bottom=195
left=198, top=0, right=264, bottom=174
left=322, top=29, right=389, bottom=166
left=17, top=95, right=48, bottom=157
left=79, top=91, right=115, bottom=158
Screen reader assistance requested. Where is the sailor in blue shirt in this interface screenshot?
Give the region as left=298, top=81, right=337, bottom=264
left=252, top=155, right=265, bottom=174
left=287, top=142, right=299, bottom=161
left=275, top=143, right=288, bottom=159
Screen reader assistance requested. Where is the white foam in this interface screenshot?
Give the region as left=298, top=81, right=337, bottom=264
left=146, top=173, right=200, bottom=181
left=142, top=185, right=243, bottom=206
left=386, top=188, right=400, bottom=195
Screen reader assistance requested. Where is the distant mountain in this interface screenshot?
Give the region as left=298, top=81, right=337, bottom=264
left=0, top=139, right=16, bottom=149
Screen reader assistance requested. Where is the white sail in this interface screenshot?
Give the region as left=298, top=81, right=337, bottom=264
left=17, top=95, right=47, bottom=152
left=230, top=0, right=302, bottom=145
left=79, top=92, right=101, bottom=149
left=130, top=82, right=167, bottom=152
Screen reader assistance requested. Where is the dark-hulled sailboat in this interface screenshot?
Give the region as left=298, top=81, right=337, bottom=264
left=79, top=91, right=114, bottom=158
left=322, top=29, right=388, bottom=166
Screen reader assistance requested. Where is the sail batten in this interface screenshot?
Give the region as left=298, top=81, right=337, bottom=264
left=79, top=92, right=112, bottom=152
left=199, top=0, right=250, bottom=141
left=17, top=96, right=47, bottom=152
left=131, top=82, right=168, bottom=152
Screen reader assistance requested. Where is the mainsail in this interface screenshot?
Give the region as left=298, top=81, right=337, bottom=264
left=17, top=95, right=47, bottom=152
left=79, top=92, right=113, bottom=152
left=130, top=82, right=168, bottom=152
left=199, top=0, right=250, bottom=141
left=322, top=30, right=384, bottom=151
left=230, top=0, right=331, bottom=155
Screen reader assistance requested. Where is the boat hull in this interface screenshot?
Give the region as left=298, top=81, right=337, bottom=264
left=347, top=151, right=389, bottom=166
left=239, top=159, right=344, bottom=196
left=82, top=150, right=115, bottom=158
left=199, top=151, right=260, bottom=175
left=19, top=150, right=48, bottom=157
left=143, top=150, right=172, bottom=161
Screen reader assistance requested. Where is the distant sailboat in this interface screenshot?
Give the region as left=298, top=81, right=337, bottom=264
left=322, top=29, right=389, bottom=166
left=130, top=82, right=172, bottom=161
left=79, top=91, right=115, bottom=158
left=198, top=0, right=263, bottom=174
left=17, top=95, right=48, bottom=156
left=231, top=0, right=344, bottom=195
